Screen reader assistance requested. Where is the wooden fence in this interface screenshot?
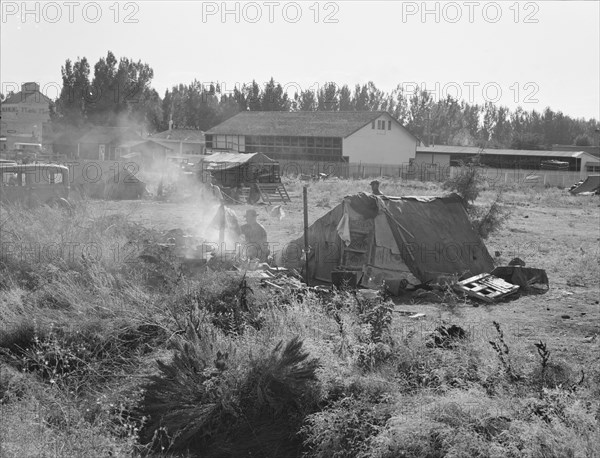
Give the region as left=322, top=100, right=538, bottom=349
left=276, top=159, right=588, bottom=188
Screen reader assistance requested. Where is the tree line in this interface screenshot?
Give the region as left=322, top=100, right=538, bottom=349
left=48, top=51, right=599, bottom=149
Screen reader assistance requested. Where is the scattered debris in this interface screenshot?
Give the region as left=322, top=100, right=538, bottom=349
left=395, top=310, right=426, bottom=319
left=455, top=273, right=520, bottom=303
left=569, top=175, right=600, bottom=195
left=490, top=266, right=549, bottom=294
left=561, top=315, right=571, bottom=319
left=427, top=324, right=467, bottom=348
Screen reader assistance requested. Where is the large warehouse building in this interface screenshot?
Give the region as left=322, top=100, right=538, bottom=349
left=415, top=145, right=600, bottom=173
left=205, top=111, right=418, bottom=165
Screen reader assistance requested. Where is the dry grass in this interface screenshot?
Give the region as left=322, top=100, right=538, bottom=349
left=0, top=181, right=598, bottom=457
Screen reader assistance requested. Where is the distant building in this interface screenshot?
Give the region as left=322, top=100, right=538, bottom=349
left=150, top=128, right=205, bottom=156
left=77, top=126, right=143, bottom=160
left=0, top=82, right=52, bottom=151
left=117, top=139, right=173, bottom=166
left=415, top=145, right=599, bottom=173
left=205, top=111, right=417, bottom=165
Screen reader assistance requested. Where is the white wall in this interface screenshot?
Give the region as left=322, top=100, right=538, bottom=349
left=578, top=152, right=599, bottom=172
left=342, top=113, right=416, bottom=164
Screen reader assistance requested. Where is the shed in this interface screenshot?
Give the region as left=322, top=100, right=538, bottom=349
left=117, top=139, right=173, bottom=166
left=199, top=152, right=280, bottom=187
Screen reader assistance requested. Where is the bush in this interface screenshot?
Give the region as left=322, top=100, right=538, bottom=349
left=302, top=396, right=394, bottom=458
left=139, top=327, right=320, bottom=457
left=469, top=190, right=511, bottom=239
left=443, top=161, right=487, bottom=204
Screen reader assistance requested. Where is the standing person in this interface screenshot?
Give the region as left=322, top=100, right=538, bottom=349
left=210, top=174, right=224, bottom=203
left=370, top=180, right=383, bottom=195
left=240, top=209, right=269, bottom=262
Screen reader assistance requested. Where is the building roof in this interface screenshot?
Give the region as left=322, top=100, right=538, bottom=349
left=118, top=139, right=174, bottom=150
left=552, top=144, right=600, bottom=158
left=78, top=126, right=143, bottom=144
left=2, top=90, right=53, bottom=105
left=200, top=152, right=274, bottom=171
left=151, top=129, right=205, bottom=143
left=206, top=111, right=417, bottom=139
left=417, top=145, right=594, bottom=159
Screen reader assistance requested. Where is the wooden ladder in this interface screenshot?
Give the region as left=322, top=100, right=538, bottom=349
left=339, top=229, right=371, bottom=272
left=256, top=182, right=291, bottom=204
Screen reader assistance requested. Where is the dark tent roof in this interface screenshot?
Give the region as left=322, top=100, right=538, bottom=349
left=70, top=161, right=146, bottom=200
left=570, top=175, right=600, bottom=194
left=206, top=111, right=417, bottom=139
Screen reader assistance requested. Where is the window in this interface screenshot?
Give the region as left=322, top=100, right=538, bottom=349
left=388, top=120, right=392, bottom=130
left=372, top=121, right=375, bottom=129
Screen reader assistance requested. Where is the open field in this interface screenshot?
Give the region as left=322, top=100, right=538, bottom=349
left=86, top=177, right=600, bottom=372
left=1, top=177, right=599, bottom=457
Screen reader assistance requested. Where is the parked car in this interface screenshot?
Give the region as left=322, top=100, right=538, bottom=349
left=0, top=163, right=71, bottom=209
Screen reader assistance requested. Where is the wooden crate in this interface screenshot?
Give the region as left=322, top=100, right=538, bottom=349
left=455, top=273, right=520, bottom=302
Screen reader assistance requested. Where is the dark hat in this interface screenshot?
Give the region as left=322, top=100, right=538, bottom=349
left=245, top=209, right=257, bottom=217
left=370, top=180, right=380, bottom=185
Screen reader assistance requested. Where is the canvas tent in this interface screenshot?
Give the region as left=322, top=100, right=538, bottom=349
left=70, top=162, right=147, bottom=200
left=569, top=175, right=600, bottom=195
left=282, top=193, right=494, bottom=288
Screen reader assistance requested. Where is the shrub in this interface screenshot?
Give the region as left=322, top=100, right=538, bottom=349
left=139, top=329, right=320, bottom=457
left=469, top=190, right=511, bottom=239
left=302, top=396, right=394, bottom=458
left=443, top=161, right=487, bottom=204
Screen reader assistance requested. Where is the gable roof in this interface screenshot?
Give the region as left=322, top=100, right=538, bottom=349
left=78, top=126, right=143, bottom=144
left=151, top=129, right=205, bottom=143
left=3, top=90, right=53, bottom=105
left=118, top=139, right=174, bottom=150
left=206, top=111, right=416, bottom=139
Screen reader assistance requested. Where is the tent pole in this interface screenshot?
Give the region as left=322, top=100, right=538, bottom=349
left=303, top=185, right=310, bottom=286
left=218, top=203, right=225, bottom=259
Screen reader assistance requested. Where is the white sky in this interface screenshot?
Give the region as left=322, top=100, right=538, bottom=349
left=1, top=1, right=599, bottom=119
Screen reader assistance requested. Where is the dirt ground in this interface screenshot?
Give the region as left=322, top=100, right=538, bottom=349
left=88, top=182, right=600, bottom=371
